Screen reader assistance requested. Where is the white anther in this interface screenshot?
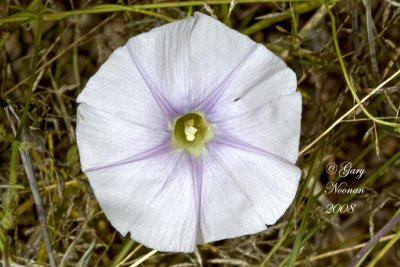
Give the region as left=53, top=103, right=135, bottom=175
left=184, top=126, right=198, bottom=141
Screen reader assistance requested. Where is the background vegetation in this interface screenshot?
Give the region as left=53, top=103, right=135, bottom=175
left=1, top=0, right=400, bottom=266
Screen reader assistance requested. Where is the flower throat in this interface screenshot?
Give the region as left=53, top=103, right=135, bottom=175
left=172, top=112, right=213, bottom=155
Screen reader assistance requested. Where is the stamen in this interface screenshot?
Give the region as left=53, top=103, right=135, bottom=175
left=184, top=124, right=198, bottom=142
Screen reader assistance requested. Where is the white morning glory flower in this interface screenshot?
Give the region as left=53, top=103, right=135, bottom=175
left=76, top=12, right=302, bottom=252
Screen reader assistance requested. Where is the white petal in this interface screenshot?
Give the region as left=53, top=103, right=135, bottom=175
left=77, top=44, right=168, bottom=120
left=200, top=29, right=300, bottom=165
left=76, top=104, right=169, bottom=171
left=202, top=143, right=300, bottom=230
left=202, top=43, right=298, bottom=113
left=198, top=144, right=267, bottom=244
left=126, top=12, right=260, bottom=114
left=86, top=151, right=198, bottom=252
left=209, top=92, right=301, bottom=164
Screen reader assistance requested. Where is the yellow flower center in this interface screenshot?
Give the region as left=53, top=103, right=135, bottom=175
left=172, top=112, right=213, bottom=156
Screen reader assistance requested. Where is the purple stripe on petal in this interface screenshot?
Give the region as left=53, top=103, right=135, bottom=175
left=212, top=134, right=296, bottom=167
left=85, top=140, right=172, bottom=172
left=190, top=155, right=204, bottom=243
left=126, top=45, right=178, bottom=119
left=195, top=44, right=259, bottom=114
